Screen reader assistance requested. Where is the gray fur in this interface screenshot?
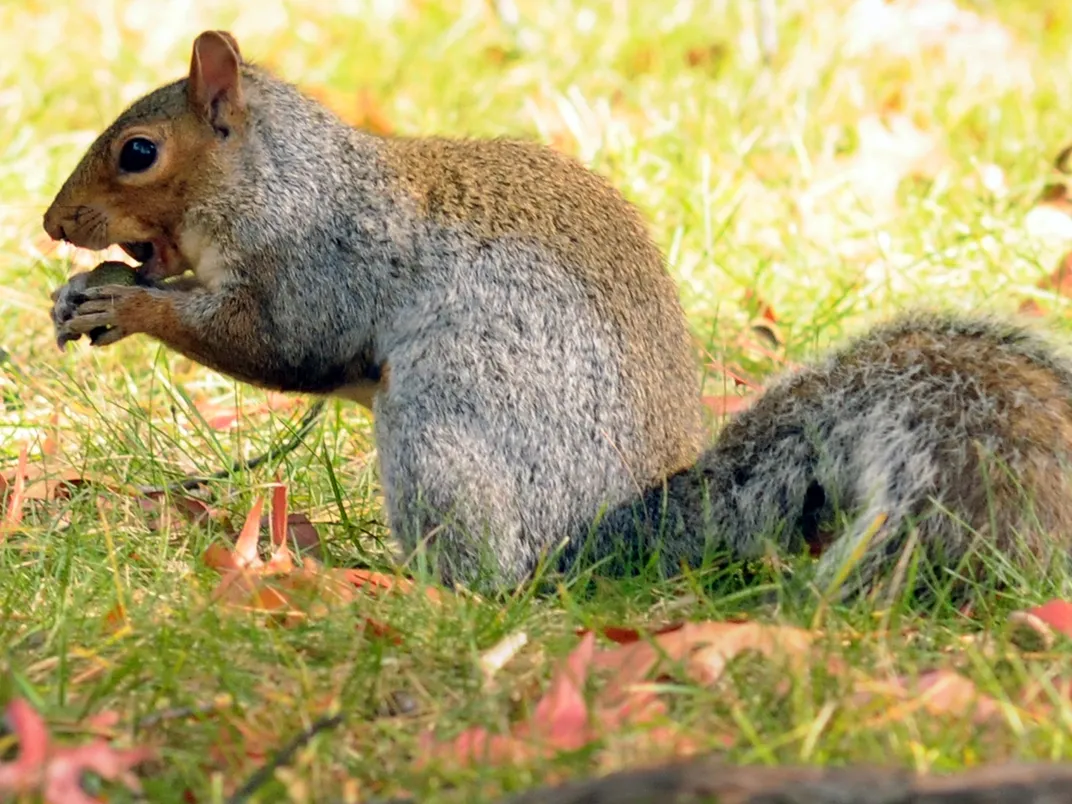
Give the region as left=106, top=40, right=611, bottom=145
left=589, top=311, right=1072, bottom=599
left=47, top=53, right=704, bottom=590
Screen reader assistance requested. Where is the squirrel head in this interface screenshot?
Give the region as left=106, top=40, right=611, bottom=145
left=42, top=30, right=249, bottom=280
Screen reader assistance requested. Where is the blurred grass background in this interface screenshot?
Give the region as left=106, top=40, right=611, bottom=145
left=4, top=1, right=1072, bottom=801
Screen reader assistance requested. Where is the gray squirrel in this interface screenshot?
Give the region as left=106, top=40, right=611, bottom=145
left=44, top=30, right=1072, bottom=598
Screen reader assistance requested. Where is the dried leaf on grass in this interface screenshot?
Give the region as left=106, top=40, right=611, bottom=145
left=419, top=633, right=601, bottom=766
left=854, top=669, right=1002, bottom=727
left=0, top=698, right=153, bottom=804
left=203, top=483, right=416, bottom=637
left=0, top=445, right=28, bottom=537
left=1008, top=598, right=1072, bottom=651
left=425, top=621, right=816, bottom=769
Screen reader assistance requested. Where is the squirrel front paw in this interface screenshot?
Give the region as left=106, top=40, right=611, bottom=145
left=52, top=262, right=141, bottom=349
left=51, top=271, right=94, bottom=349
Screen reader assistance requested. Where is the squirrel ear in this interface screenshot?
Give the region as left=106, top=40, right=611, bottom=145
left=188, top=30, right=244, bottom=130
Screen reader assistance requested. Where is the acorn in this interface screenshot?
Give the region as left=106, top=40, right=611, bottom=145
left=84, top=261, right=138, bottom=288
left=82, top=261, right=138, bottom=344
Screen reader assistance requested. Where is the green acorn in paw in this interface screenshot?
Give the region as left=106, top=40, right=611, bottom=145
left=52, top=261, right=138, bottom=349
left=84, top=261, right=138, bottom=289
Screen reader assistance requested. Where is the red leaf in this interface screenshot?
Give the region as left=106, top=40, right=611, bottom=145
left=529, top=631, right=595, bottom=751
left=1008, top=598, right=1072, bottom=649
left=0, top=698, right=153, bottom=803
left=270, top=482, right=287, bottom=551
left=1025, top=599, right=1072, bottom=639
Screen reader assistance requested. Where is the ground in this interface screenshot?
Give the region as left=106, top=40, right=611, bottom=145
left=3, top=0, right=1072, bottom=801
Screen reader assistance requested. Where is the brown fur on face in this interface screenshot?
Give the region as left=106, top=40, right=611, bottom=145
left=42, top=31, right=245, bottom=279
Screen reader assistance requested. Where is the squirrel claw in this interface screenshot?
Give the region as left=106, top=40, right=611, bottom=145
left=53, top=284, right=144, bottom=346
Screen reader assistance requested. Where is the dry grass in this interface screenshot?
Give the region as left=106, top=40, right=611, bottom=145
left=4, top=0, right=1072, bottom=801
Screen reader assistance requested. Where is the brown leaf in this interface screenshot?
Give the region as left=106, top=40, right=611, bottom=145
left=1, top=445, right=28, bottom=537
left=203, top=487, right=404, bottom=637
left=139, top=492, right=218, bottom=533
left=257, top=512, right=322, bottom=558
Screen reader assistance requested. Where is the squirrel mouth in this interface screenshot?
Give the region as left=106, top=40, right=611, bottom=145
left=120, top=238, right=180, bottom=280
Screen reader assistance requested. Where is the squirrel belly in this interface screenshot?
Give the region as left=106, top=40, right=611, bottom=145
left=585, top=311, right=1072, bottom=599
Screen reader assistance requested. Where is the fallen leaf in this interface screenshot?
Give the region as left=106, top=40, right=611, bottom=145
left=1, top=459, right=109, bottom=503
left=1008, top=599, right=1072, bottom=650
left=528, top=632, right=595, bottom=751
left=420, top=633, right=600, bottom=766
left=193, top=392, right=302, bottom=431
left=580, top=623, right=685, bottom=645
left=1, top=445, right=28, bottom=537
left=139, top=492, right=218, bottom=533
left=204, top=486, right=406, bottom=636
left=593, top=621, right=814, bottom=716
left=0, top=698, right=153, bottom=803
left=855, top=669, right=1002, bottom=727
left=257, top=512, right=323, bottom=558
left=344, top=568, right=443, bottom=603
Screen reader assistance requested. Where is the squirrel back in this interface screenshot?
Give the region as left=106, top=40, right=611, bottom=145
left=586, top=311, right=1072, bottom=600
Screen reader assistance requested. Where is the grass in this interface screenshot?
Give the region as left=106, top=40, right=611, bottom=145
left=5, top=0, right=1072, bottom=800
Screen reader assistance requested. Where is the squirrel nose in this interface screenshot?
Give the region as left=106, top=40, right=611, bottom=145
left=42, top=209, right=68, bottom=242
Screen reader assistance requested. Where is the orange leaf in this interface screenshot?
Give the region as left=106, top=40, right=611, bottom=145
left=1026, top=599, right=1072, bottom=638
left=1, top=445, right=28, bottom=537
left=344, top=568, right=443, bottom=603
left=233, top=496, right=266, bottom=569
left=594, top=620, right=814, bottom=697
left=854, top=670, right=1001, bottom=727
left=270, top=482, right=288, bottom=550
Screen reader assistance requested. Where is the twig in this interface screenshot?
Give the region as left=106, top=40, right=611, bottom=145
left=138, top=399, right=326, bottom=495
left=225, top=713, right=345, bottom=804
left=133, top=699, right=231, bottom=733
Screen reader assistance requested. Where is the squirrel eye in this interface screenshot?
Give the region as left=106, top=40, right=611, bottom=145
left=118, top=137, right=158, bottom=173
